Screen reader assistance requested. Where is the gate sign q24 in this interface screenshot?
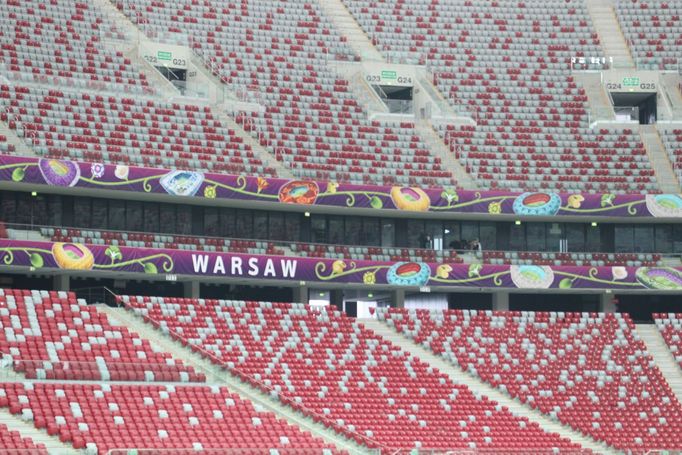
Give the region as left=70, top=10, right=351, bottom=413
left=364, top=63, right=415, bottom=87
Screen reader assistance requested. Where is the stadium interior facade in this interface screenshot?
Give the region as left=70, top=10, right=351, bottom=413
left=0, top=0, right=680, bottom=453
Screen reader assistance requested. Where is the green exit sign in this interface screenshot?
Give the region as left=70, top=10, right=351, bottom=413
left=622, top=77, right=640, bottom=87
left=381, top=70, right=397, bottom=80
left=157, top=51, right=172, bottom=61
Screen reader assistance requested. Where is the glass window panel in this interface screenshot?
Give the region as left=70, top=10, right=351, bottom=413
left=460, top=222, right=479, bottom=246
left=406, top=220, right=425, bottom=248
left=159, top=204, right=175, bottom=234
left=46, top=195, right=62, bottom=226
left=14, top=193, right=32, bottom=226
left=268, top=212, right=285, bottom=241
left=363, top=218, right=380, bottom=246
left=381, top=220, right=395, bottom=247
left=655, top=225, right=673, bottom=254
left=633, top=225, right=654, bottom=253
left=31, top=195, right=48, bottom=226
left=566, top=224, right=585, bottom=252
left=509, top=223, right=525, bottom=251
left=235, top=210, right=253, bottom=238
left=673, top=225, right=682, bottom=253
left=443, top=222, right=459, bottom=250
left=479, top=222, right=496, bottom=251
left=204, top=208, right=219, bottom=237
left=310, top=215, right=326, bottom=244
left=546, top=223, right=563, bottom=252
left=108, top=200, right=125, bottom=231
left=126, top=201, right=143, bottom=232
left=614, top=225, right=634, bottom=252
left=284, top=213, right=300, bottom=242
left=175, top=205, right=192, bottom=235
left=526, top=223, right=545, bottom=251
left=144, top=203, right=159, bottom=233
left=0, top=192, right=16, bottom=224
left=585, top=225, right=600, bottom=252
left=220, top=209, right=236, bottom=238
left=73, top=198, right=91, bottom=228
left=90, top=198, right=107, bottom=230
left=253, top=212, right=268, bottom=239
left=328, top=216, right=344, bottom=245
left=345, top=217, right=362, bottom=245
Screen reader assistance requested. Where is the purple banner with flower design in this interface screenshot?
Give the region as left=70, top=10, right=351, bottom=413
left=1, top=155, right=681, bottom=218
left=1, top=239, right=682, bottom=291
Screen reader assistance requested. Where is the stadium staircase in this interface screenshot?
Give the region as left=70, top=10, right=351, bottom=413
left=635, top=324, right=682, bottom=404
left=359, top=319, right=617, bottom=455
left=0, top=121, right=38, bottom=158
left=92, top=0, right=181, bottom=99
left=415, top=121, right=479, bottom=190
left=660, top=74, right=682, bottom=119
left=94, top=0, right=295, bottom=180
left=586, top=0, right=635, bottom=68
left=214, top=113, right=296, bottom=180
left=316, top=0, right=383, bottom=62
left=97, top=305, right=367, bottom=454
left=0, top=407, right=77, bottom=454
left=639, top=125, right=681, bottom=193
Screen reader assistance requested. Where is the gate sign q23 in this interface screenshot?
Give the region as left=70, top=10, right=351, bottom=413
left=364, top=63, right=415, bottom=87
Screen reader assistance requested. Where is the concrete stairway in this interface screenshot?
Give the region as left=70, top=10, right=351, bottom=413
left=635, top=324, right=682, bottom=405
left=0, top=120, right=38, bottom=157
left=98, top=305, right=367, bottom=454
left=660, top=73, right=682, bottom=119
left=316, top=0, right=383, bottom=62
left=586, top=0, right=634, bottom=68
left=0, top=408, right=78, bottom=454
left=415, top=120, right=479, bottom=190
left=639, top=124, right=681, bottom=193
left=360, top=319, right=616, bottom=455
left=215, top=113, right=295, bottom=179
left=93, top=0, right=181, bottom=99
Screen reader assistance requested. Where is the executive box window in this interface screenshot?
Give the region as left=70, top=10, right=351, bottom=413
left=1, top=190, right=682, bottom=255
left=526, top=223, right=546, bottom=252
left=143, top=202, right=160, bottom=233
left=253, top=212, right=268, bottom=239
left=176, top=205, right=192, bottom=235
left=108, top=199, right=126, bottom=231
left=126, top=201, right=143, bottom=232
left=235, top=209, right=253, bottom=238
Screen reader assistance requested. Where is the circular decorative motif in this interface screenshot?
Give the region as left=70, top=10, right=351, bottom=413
left=510, top=265, right=554, bottom=289
left=278, top=180, right=319, bottom=205
left=512, top=192, right=561, bottom=216
left=386, top=262, right=431, bottom=287
left=51, top=243, right=94, bottom=270
left=645, top=194, right=682, bottom=218
left=390, top=187, right=430, bottom=212
left=635, top=267, right=682, bottom=290
left=38, top=159, right=81, bottom=187
left=159, top=170, right=204, bottom=197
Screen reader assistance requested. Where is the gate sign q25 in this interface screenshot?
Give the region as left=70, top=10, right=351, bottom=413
left=603, top=71, right=657, bottom=92
left=364, top=63, right=415, bottom=87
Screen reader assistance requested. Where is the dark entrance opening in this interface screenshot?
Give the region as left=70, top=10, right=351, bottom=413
left=611, top=92, right=657, bottom=124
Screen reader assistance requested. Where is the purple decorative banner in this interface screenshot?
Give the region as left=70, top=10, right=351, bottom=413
left=2, top=239, right=682, bottom=290
left=1, top=154, right=682, bottom=218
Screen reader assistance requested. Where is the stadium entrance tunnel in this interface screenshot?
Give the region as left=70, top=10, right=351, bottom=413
left=371, top=84, right=413, bottom=114
left=611, top=91, right=658, bottom=124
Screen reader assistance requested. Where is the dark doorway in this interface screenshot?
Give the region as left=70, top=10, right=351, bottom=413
left=611, top=92, right=657, bottom=124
